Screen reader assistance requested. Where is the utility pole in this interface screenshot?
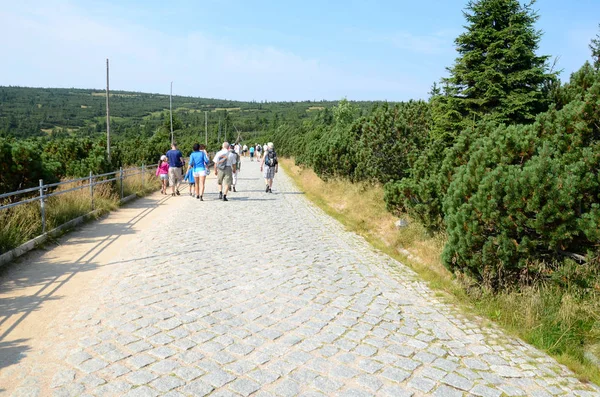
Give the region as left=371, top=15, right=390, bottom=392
left=204, top=111, right=208, bottom=146
left=106, top=59, right=111, bottom=161
left=170, top=82, right=174, bottom=144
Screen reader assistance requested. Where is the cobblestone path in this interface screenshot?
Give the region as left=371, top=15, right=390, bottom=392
left=1, top=157, right=599, bottom=396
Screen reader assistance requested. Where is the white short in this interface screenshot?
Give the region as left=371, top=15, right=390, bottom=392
left=193, top=170, right=207, bottom=178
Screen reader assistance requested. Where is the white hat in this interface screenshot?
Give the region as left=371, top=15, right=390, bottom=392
left=160, top=155, right=167, bottom=161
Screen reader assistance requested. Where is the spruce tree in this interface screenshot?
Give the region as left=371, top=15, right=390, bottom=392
left=590, top=24, right=600, bottom=70
left=438, top=0, right=556, bottom=134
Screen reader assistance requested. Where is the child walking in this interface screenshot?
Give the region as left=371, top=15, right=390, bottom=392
left=184, top=167, right=195, bottom=196
left=156, top=155, right=169, bottom=194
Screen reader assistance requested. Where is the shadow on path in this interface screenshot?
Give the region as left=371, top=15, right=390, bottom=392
left=0, top=339, right=30, bottom=372
left=0, top=194, right=168, bottom=369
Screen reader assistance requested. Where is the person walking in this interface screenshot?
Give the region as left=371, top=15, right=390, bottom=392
left=156, top=155, right=169, bottom=194
left=184, top=167, right=195, bottom=196
left=166, top=142, right=184, bottom=196
left=187, top=143, right=210, bottom=200
left=260, top=142, right=278, bottom=193
left=249, top=145, right=255, bottom=161
left=255, top=143, right=262, bottom=161
left=242, top=144, right=248, bottom=157
left=230, top=144, right=241, bottom=192
left=213, top=142, right=237, bottom=201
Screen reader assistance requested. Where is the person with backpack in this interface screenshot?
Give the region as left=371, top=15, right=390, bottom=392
left=255, top=143, right=262, bottom=161
left=230, top=144, right=241, bottom=192
left=260, top=142, right=278, bottom=193
left=212, top=142, right=237, bottom=201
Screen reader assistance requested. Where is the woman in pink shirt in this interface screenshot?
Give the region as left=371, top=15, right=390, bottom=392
left=156, top=155, right=169, bottom=194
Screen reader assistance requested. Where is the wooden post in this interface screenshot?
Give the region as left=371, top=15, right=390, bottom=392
left=39, top=179, right=46, bottom=233
left=106, top=59, right=111, bottom=161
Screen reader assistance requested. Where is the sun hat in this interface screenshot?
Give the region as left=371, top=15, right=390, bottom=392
left=160, top=155, right=167, bottom=161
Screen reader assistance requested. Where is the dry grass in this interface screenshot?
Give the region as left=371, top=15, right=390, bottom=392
left=281, top=158, right=600, bottom=385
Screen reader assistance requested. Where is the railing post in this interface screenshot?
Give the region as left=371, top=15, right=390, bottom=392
left=141, top=163, right=145, bottom=191
left=120, top=167, right=124, bottom=200
left=89, top=171, right=94, bottom=211
left=39, top=179, right=46, bottom=234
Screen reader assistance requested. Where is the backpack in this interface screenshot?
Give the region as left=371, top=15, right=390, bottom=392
left=216, top=153, right=228, bottom=170
left=265, top=150, right=278, bottom=167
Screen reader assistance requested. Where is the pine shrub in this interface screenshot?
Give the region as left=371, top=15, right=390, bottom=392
left=442, top=72, right=600, bottom=288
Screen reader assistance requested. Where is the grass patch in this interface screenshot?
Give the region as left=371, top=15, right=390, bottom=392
left=281, top=158, right=600, bottom=385
left=0, top=171, right=160, bottom=255
left=212, top=107, right=241, bottom=112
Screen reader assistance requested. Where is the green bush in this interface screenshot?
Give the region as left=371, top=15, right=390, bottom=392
left=355, top=101, right=430, bottom=184
left=442, top=73, right=600, bottom=289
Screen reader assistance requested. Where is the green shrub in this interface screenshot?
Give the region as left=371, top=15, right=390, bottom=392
left=355, top=101, right=430, bottom=184
left=442, top=76, right=600, bottom=289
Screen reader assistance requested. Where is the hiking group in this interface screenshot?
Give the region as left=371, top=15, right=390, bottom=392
left=156, top=141, right=279, bottom=200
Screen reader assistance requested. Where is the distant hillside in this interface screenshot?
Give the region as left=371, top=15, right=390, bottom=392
left=0, top=86, right=378, bottom=139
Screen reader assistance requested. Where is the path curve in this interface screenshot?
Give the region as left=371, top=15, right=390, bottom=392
left=0, top=156, right=598, bottom=397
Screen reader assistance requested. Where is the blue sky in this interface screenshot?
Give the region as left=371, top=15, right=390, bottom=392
left=1, top=0, right=598, bottom=101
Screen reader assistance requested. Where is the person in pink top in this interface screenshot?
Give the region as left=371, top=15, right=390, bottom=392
left=156, top=154, right=169, bottom=194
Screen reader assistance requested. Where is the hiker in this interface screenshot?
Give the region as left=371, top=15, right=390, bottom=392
left=184, top=166, right=195, bottom=196
left=156, top=155, right=169, bottom=194
left=260, top=142, right=278, bottom=193
left=187, top=143, right=210, bottom=200
left=230, top=144, right=241, bottom=192
left=249, top=145, right=255, bottom=161
left=255, top=143, right=262, bottom=160
left=242, top=144, right=248, bottom=157
left=213, top=142, right=237, bottom=201
left=166, top=142, right=185, bottom=196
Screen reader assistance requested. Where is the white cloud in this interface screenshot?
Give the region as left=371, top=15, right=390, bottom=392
left=0, top=1, right=429, bottom=100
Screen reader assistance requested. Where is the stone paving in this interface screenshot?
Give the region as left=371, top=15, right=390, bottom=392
left=2, top=156, right=600, bottom=396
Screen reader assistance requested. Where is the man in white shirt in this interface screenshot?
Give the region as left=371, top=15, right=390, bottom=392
left=213, top=142, right=238, bottom=201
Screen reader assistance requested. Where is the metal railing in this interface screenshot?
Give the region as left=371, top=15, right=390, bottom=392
left=0, top=164, right=157, bottom=234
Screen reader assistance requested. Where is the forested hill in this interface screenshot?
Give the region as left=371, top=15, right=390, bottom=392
left=0, top=86, right=376, bottom=139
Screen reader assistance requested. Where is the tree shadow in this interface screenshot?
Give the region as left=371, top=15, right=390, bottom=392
left=0, top=339, right=31, bottom=371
